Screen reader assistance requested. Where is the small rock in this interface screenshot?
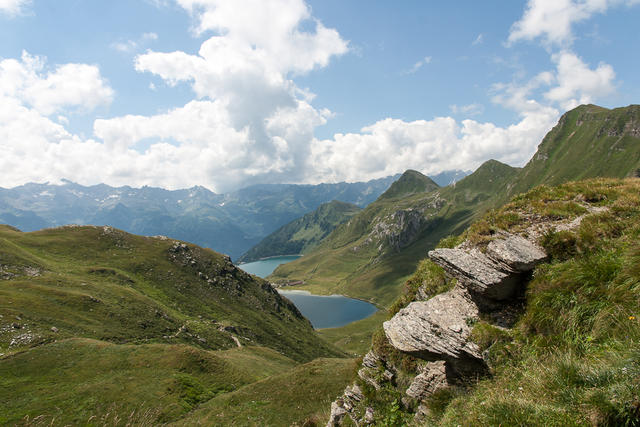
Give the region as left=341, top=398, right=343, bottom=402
left=361, top=350, right=380, bottom=369
left=50, top=326, right=59, bottom=333
left=364, top=407, right=375, bottom=424
left=326, top=400, right=348, bottom=427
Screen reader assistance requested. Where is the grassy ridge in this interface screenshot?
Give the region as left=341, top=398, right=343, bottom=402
left=504, top=104, right=640, bottom=200
left=443, top=178, right=640, bottom=425
left=0, top=224, right=348, bottom=425
left=0, top=225, right=339, bottom=362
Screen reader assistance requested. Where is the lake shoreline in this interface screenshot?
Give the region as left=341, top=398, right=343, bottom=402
left=279, top=288, right=384, bottom=310
left=236, top=254, right=303, bottom=265
left=238, top=256, right=378, bottom=328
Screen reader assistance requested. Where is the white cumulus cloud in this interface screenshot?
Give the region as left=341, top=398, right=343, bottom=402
left=0, top=0, right=30, bottom=16
left=509, top=0, right=640, bottom=46
left=0, top=0, right=630, bottom=193
left=94, top=0, right=348, bottom=190
left=308, top=107, right=559, bottom=184
left=0, top=51, right=114, bottom=115
left=544, top=51, right=616, bottom=110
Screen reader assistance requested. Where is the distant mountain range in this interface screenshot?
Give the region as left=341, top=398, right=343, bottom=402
left=0, top=170, right=471, bottom=260
left=0, top=177, right=397, bottom=259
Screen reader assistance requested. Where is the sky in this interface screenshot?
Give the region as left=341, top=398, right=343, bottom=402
left=0, top=0, right=639, bottom=193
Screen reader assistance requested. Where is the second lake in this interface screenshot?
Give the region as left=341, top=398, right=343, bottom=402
left=238, top=256, right=378, bottom=329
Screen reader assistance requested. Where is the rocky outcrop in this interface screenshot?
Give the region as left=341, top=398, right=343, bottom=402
left=428, top=248, right=517, bottom=301
left=428, top=234, right=547, bottom=301
left=328, top=231, right=550, bottom=425
left=357, top=350, right=385, bottom=390
left=383, top=287, right=483, bottom=375
left=405, top=361, right=450, bottom=402
left=485, top=234, right=548, bottom=272
left=382, top=232, right=548, bottom=399
left=327, top=384, right=366, bottom=427
left=367, top=208, right=425, bottom=253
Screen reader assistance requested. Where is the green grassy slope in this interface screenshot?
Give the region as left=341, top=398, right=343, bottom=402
left=0, top=225, right=350, bottom=425
left=317, top=310, right=389, bottom=356
left=270, top=105, right=640, bottom=310
left=376, top=169, right=439, bottom=200
left=0, top=224, right=338, bottom=362
left=0, top=339, right=296, bottom=425
left=354, top=178, right=640, bottom=426
left=238, top=200, right=361, bottom=263
left=174, top=357, right=357, bottom=426
left=504, top=104, right=640, bottom=200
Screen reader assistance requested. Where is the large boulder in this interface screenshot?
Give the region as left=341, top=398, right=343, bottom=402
left=485, top=234, right=547, bottom=272
left=428, top=233, right=547, bottom=301
left=383, top=287, right=483, bottom=374
left=428, top=248, right=518, bottom=300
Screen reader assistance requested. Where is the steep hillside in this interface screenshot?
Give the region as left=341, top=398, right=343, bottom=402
left=0, top=176, right=397, bottom=259
left=329, top=178, right=640, bottom=426
left=271, top=163, right=519, bottom=306
left=271, top=104, right=640, bottom=308
left=238, top=200, right=361, bottom=263
left=0, top=225, right=346, bottom=424
left=0, top=225, right=338, bottom=360
left=504, top=104, right=640, bottom=199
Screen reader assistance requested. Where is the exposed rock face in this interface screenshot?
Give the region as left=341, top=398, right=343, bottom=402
left=381, top=232, right=549, bottom=404
left=326, top=384, right=364, bottom=427
left=485, top=234, right=548, bottom=272
left=405, top=361, right=450, bottom=401
left=428, top=248, right=516, bottom=300
left=358, top=350, right=388, bottom=390
left=428, top=233, right=547, bottom=301
left=331, top=231, right=553, bottom=425
left=383, top=287, right=483, bottom=374
left=369, top=208, right=424, bottom=252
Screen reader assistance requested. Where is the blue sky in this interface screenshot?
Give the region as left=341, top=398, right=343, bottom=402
left=1, top=0, right=639, bottom=192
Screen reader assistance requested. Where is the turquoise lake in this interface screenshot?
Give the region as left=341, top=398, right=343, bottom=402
left=237, top=255, right=302, bottom=278
left=238, top=256, right=378, bottom=329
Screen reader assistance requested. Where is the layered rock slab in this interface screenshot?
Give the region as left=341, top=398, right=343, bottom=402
left=428, top=233, right=547, bottom=300
left=383, top=287, right=483, bottom=373
left=428, top=248, right=517, bottom=300
left=485, top=234, right=547, bottom=272
left=405, top=360, right=450, bottom=401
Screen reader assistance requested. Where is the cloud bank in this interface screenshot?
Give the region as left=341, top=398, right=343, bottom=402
left=0, top=0, right=632, bottom=192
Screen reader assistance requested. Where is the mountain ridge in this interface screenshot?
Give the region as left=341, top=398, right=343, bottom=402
left=270, top=104, right=640, bottom=307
